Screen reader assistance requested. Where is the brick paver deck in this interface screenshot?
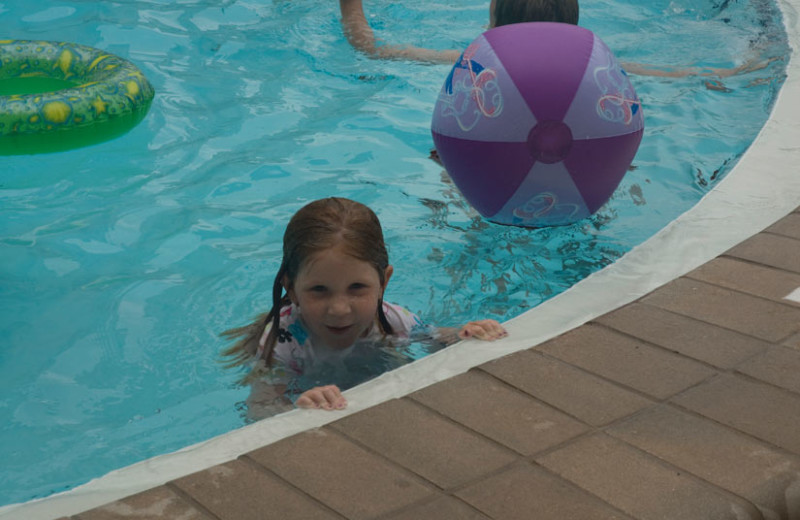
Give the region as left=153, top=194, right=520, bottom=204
left=62, top=206, right=800, bottom=520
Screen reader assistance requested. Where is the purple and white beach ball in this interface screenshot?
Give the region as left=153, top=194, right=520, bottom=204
left=431, top=22, right=644, bottom=227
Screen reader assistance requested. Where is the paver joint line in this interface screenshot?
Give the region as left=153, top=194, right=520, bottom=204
left=162, top=482, right=221, bottom=520
left=322, top=413, right=472, bottom=494
left=637, top=299, right=799, bottom=347
left=537, top=432, right=767, bottom=520
left=533, top=345, right=714, bottom=406
left=666, top=398, right=800, bottom=466
left=584, top=318, right=730, bottom=375
left=235, top=451, right=351, bottom=519
left=691, top=259, right=800, bottom=309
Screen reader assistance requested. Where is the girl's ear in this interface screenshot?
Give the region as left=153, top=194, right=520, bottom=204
left=382, top=265, right=394, bottom=292
left=282, top=275, right=297, bottom=304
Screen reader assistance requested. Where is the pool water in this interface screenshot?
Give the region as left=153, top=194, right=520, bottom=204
left=0, top=0, right=789, bottom=508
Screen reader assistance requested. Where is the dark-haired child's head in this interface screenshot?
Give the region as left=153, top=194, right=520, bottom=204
left=278, top=197, right=396, bottom=348
left=489, top=0, right=579, bottom=28
left=280, top=197, right=390, bottom=293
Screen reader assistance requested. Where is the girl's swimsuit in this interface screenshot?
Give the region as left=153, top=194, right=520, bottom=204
left=255, top=301, right=429, bottom=398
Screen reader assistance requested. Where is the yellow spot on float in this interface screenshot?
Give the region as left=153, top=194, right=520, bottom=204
left=125, top=81, right=140, bottom=100
left=42, top=101, right=71, bottom=124
left=87, top=54, right=111, bottom=71
left=55, top=49, right=74, bottom=79
left=91, top=96, right=108, bottom=115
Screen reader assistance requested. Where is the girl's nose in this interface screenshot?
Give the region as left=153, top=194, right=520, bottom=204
left=328, top=295, right=351, bottom=316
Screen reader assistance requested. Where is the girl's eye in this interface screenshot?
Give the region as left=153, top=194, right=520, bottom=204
left=349, top=283, right=369, bottom=291
left=309, top=285, right=327, bottom=293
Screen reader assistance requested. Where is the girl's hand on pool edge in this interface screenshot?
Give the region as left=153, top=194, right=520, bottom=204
left=458, top=319, right=508, bottom=341
left=296, top=385, right=347, bottom=411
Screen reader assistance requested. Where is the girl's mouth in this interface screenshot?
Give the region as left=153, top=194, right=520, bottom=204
left=326, top=325, right=353, bottom=335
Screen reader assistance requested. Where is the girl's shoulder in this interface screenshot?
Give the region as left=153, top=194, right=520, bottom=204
left=259, top=304, right=307, bottom=355
left=382, top=301, right=427, bottom=336
left=275, top=303, right=308, bottom=347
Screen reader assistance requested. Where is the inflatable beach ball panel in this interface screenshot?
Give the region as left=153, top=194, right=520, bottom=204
left=431, top=22, right=644, bottom=227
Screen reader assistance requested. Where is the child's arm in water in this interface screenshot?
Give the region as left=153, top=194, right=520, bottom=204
left=247, top=380, right=346, bottom=417
left=621, top=53, right=775, bottom=79
left=245, top=380, right=293, bottom=421
left=339, top=0, right=460, bottom=64
left=436, top=319, right=508, bottom=345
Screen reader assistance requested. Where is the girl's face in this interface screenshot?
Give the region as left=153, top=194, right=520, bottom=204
left=286, top=245, right=393, bottom=350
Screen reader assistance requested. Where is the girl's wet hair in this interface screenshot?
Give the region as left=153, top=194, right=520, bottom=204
left=221, top=197, right=393, bottom=382
left=493, top=0, right=579, bottom=27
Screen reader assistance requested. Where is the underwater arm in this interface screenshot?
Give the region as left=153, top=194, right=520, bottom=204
left=338, top=0, right=460, bottom=64
left=245, top=380, right=293, bottom=421
left=621, top=52, right=777, bottom=79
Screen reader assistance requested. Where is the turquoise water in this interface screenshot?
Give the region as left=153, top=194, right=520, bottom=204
left=0, top=0, right=789, bottom=507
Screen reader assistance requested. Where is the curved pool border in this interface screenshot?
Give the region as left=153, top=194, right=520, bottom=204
left=3, top=0, right=800, bottom=518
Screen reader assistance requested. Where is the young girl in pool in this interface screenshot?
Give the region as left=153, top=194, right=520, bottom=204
left=338, top=0, right=770, bottom=80
left=339, top=0, right=576, bottom=64
left=222, top=197, right=506, bottom=416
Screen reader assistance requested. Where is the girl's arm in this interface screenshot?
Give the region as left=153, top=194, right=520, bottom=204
left=339, top=0, right=377, bottom=56
left=246, top=380, right=293, bottom=421
left=338, top=0, right=461, bottom=64
left=248, top=380, right=347, bottom=416
left=621, top=51, right=777, bottom=85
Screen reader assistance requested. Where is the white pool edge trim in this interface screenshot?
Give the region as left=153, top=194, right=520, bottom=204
left=786, top=287, right=800, bottom=303
left=4, top=2, right=800, bottom=518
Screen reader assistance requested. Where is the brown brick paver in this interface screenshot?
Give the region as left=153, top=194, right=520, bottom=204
left=596, top=302, right=770, bottom=368
left=171, top=459, right=340, bottom=520
left=687, top=257, right=800, bottom=307
left=72, top=206, right=800, bottom=520
left=246, top=428, right=433, bottom=520
left=737, top=345, right=800, bottom=394
left=785, top=331, right=800, bottom=350
left=409, top=370, right=589, bottom=455
left=642, top=277, right=800, bottom=342
left=382, top=496, right=491, bottom=520
left=480, top=349, right=653, bottom=426
left=77, top=486, right=212, bottom=520
left=726, top=233, right=800, bottom=274
left=329, top=398, right=517, bottom=490
left=456, top=463, right=635, bottom=520
left=537, top=324, right=717, bottom=399
left=536, top=433, right=762, bottom=520
left=607, top=404, right=800, bottom=520
left=671, top=374, right=800, bottom=455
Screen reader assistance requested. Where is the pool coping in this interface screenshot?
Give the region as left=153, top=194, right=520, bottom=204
left=4, top=0, right=800, bottom=518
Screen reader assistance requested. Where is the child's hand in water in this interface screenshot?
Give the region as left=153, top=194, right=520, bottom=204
left=296, top=385, right=347, bottom=411
left=458, top=319, right=508, bottom=341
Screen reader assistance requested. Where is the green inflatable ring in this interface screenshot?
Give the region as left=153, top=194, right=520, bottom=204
left=0, top=39, right=155, bottom=155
